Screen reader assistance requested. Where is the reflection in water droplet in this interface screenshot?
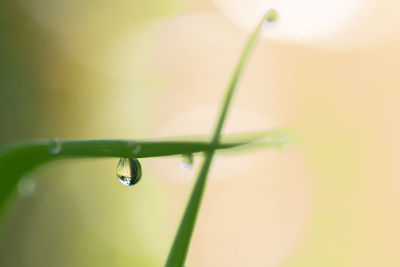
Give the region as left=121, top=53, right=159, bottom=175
left=181, top=153, right=194, bottom=170
left=265, top=8, right=279, bottom=23
left=116, top=158, right=142, bottom=186
left=18, top=175, right=36, bottom=198
left=49, top=139, right=62, bottom=155
left=128, top=142, right=142, bottom=155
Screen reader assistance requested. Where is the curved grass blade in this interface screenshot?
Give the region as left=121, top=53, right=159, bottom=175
left=0, top=128, right=288, bottom=221
left=164, top=10, right=277, bottom=267
left=219, top=127, right=296, bottom=155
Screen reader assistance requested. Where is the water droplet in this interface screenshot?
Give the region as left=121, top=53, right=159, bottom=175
left=128, top=142, right=141, bottom=155
left=18, top=175, right=36, bottom=198
left=265, top=9, right=279, bottom=23
left=49, top=139, right=62, bottom=155
left=116, top=158, right=142, bottom=186
left=181, top=153, right=194, bottom=170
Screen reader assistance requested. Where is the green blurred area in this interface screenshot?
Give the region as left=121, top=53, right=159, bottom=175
left=0, top=0, right=183, bottom=142
left=0, top=0, right=184, bottom=266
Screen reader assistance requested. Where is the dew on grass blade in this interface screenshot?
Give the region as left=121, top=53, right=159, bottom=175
left=18, top=174, right=36, bottom=198
left=181, top=153, right=194, bottom=170
left=48, top=139, right=62, bottom=155
left=116, top=158, right=142, bottom=186
left=128, top=141, right=142, bottom=155
left=265, top=8, right=279, bottom=23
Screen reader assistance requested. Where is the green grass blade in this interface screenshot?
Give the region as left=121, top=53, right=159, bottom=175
left=164, top=10, right=277, bottom=267
left=0, top=128, right=288, bottom=221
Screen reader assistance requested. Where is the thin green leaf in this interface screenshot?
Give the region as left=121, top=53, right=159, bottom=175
left=164, top=10, right=276, bottom=267
left=0, top=128, right=289, bottom=221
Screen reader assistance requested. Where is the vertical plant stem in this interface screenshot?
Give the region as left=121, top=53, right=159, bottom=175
left=164, top=10, right=277, bottom=267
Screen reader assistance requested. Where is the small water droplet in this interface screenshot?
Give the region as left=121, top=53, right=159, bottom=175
left=265, top=8, right=279, bottom=23
left=128, top=142, right=142, bottom=155
left=181, top=153, right=194, bottom=170
left=18, top=175, right=36, bottom=198
left=49, top=139, right=62, bottom=155
left=116, top=158, right=142, bottom=186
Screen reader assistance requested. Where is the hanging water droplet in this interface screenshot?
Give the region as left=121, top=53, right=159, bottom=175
left=48, top=139, right=62, bottom=155
left=18, top=174, right=36, bottom=198
left=128, top=142, right=142, bottom=155
left=181, top=153, right=194, bottom=170
left=265, top=8, right=279, bottom=23
left=116, top=158, right=142, bottom=186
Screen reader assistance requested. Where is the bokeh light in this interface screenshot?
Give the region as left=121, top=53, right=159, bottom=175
left=1, top=0, right=400, bottom=266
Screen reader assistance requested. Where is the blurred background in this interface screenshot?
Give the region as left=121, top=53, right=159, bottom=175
left=1, top=0, right=400, bottom=266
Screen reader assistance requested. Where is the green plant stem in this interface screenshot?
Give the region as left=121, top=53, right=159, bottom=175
left=164, top=11, right=272, bottom=267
